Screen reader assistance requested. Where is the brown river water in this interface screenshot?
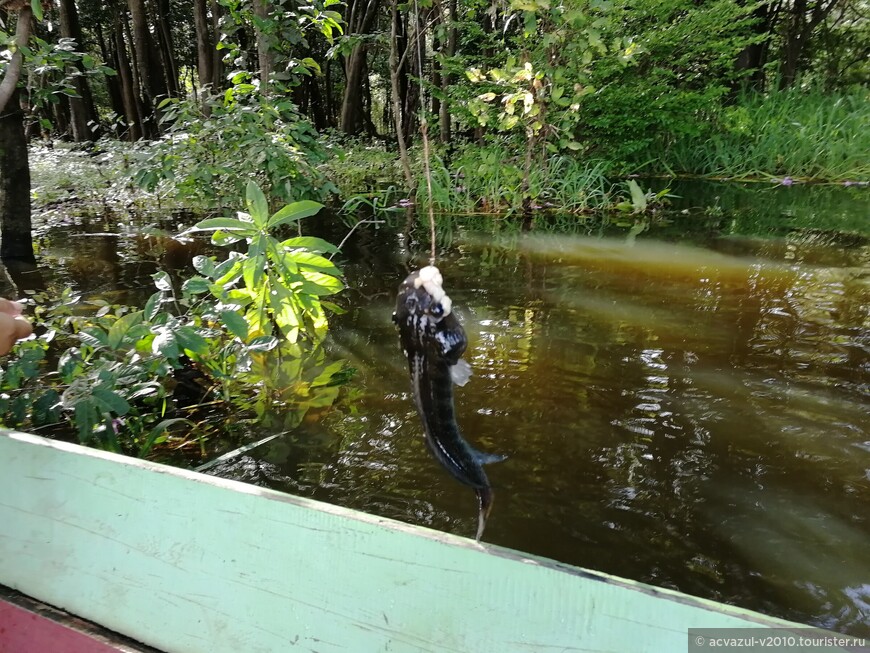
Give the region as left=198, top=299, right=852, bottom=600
left=31, top=182, right=870, bottom=635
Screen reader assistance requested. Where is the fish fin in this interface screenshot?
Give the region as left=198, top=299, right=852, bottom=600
left=475, top=486, right=495, bottom=542
left=472, top=446, right=507, bottom=466
left=449, top=358, right=472, bottom=386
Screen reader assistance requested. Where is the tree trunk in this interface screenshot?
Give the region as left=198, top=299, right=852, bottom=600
left=340, top=45, right=368, bottom=133
left=153, top=0, right=179, bottom=97
left=401, top=10, right=421, bottom=141
left=252, top=0, right=273, bottom=92
left=390, top=0, right=414, bottom=189
left=114, top=14, right=144, bottom=141
left=339, top=0, right=380, bottom=134
left=307, top=76, right=329, bottom=130
left=777, top=0, right=838, bottom=89
left=0, top=91, right=35, bottom=264
left=325, top=59, right=335, bottom=126
left=193, top=0, right=214, bottom=97
left=210, top=0, right=224, bottom=89
left=0, top=6, right=33, bottom=115
left=127, top=0, right=158, bottom=130
left=439, top=0, right=457, bottom=141
left=95, top=22, right=126, bottom=132
left=58, top=0, right=100, bottom=141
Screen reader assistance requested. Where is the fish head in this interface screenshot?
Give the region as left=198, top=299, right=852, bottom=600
left=393, top=265, right=454, bottom=330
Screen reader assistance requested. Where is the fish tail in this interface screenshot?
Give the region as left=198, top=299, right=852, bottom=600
left=475, top=485, right=495, bottom=542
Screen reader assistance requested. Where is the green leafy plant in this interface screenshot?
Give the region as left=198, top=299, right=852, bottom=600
left=132, top=88, right=337, bottom=209
left=186, top=180, right=343, bottom=343
left=0, top=183, right=349, bottom=457
left=615, top=180, right=672, bottom=214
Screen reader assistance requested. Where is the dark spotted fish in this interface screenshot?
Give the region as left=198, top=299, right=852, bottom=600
left=393, top=265, right=506, bottom=541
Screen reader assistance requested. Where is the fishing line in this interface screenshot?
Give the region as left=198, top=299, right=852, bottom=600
left=413, top=0, right=438, bottom=266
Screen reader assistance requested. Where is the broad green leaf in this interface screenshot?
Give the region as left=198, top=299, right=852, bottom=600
left=320, top=300, right=347, bottom=315
left=214, top=259, right=244, bottom=287
left=107, top=310, right=144, bottom=350
left=246, top=336, right=279, bottom=352
left=269, top=283, right=301, bottom=333
left=267, top=200, right=323, bottom=229
left=193, top=255, right=217, bottom=277
left=245, top=181, right=270, bottom=228
left=194, top=217, right=256, bottom=233
left=627, top=180, right=647, bottom=212
left=144, top=291, right=163, bottom=321
left=304, top=386, right=340, bottom=408
left=242, top=253, right=266, bottom=291
left=280, top=236, right=340, bottom=254
left=299, top=270, right=344, bottom=296
left=138, top=418, right=193, bottom=457
left=288, top=250, right=340, bottom=274
left=152, top=271, right=172, bottom=291
left=182, top=276, right=211, bottom=295
left=220, top=310, right=249, bottom=340
left=74, top=402, right=98, bottom=442
left=31, top=0, right=43, bottom=21
left=79, top=327, right=108, bottom=349
left=152, top=327, right=179, bottom=358
left=212, top=230, right=246, bottom=246
left=311, top=360, right=348, bottom=386
left=175, top=326, right=208, bottom=355
left=92, top=387, right=131, bottom=416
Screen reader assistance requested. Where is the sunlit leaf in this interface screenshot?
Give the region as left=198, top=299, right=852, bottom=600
left=242, top=253, right=266, bottom=291
left=281, top=236, right=340, bottom=254
left=194, top=217, right=256, bottom=233
left=220, top=310, right=249, bottom=340
left=268, top=200, right=323, bottom=229
left=107, top=311, right=144, bottom=350
left=246, top=336, right=279, bottom=351
left=319, top=300, right=346, bottom=315
left=299, top=270, right=344, bottom=296
left=152, top=271, right=172, bottom=292
left=152, top=327, right=179, bottom=358
left=79, top=327, right=108, bottom=349
left=182, top=276, right=211, bottom=295
left=245, top=181, right=270, bottom=228
left=287, top=251, right=340, bottom=274
left=175, top=326, right=208, bottom=355
left=212, top=230, right=246, bottom=246
left=193, top=255, right=217, bottom=277
left=144, top=291, right=163, bottom=321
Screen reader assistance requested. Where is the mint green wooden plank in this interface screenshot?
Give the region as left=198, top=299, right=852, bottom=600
left=0, top=431, right=837, bottom=653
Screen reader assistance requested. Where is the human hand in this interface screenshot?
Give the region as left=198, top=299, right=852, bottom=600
left=0, top=299, right=33, bottom=356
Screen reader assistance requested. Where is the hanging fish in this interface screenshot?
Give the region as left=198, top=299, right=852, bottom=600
left=393, top=265, right=506, bottom=541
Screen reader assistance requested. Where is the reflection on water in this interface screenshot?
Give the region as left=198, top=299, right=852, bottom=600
left=27, top=187, right=870, bottom=636
left=212, top=218, right=870, bottom=636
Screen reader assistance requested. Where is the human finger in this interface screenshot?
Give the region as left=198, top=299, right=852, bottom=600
left=0, top=298, right=24, bottom=317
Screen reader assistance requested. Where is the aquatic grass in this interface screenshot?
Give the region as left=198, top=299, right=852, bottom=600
left=663, top=86, right=870, bottom=181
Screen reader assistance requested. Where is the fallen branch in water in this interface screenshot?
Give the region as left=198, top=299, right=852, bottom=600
left=330, top=219, right=385, bottom=260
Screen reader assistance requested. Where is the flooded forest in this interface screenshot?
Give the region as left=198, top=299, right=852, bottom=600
left=1, top=0, right=868, bottom=637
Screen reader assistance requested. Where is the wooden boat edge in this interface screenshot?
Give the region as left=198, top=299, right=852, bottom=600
left=0, top=429, right=850, bottom=653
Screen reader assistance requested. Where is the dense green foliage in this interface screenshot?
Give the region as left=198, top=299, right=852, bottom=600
left=662, top=85, right=870, bottom=180
left=3, top=0, right=867, bottom=195
left=133, top=93, right=338, bottom=208
left=0, top=184, right=348, bottom=455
